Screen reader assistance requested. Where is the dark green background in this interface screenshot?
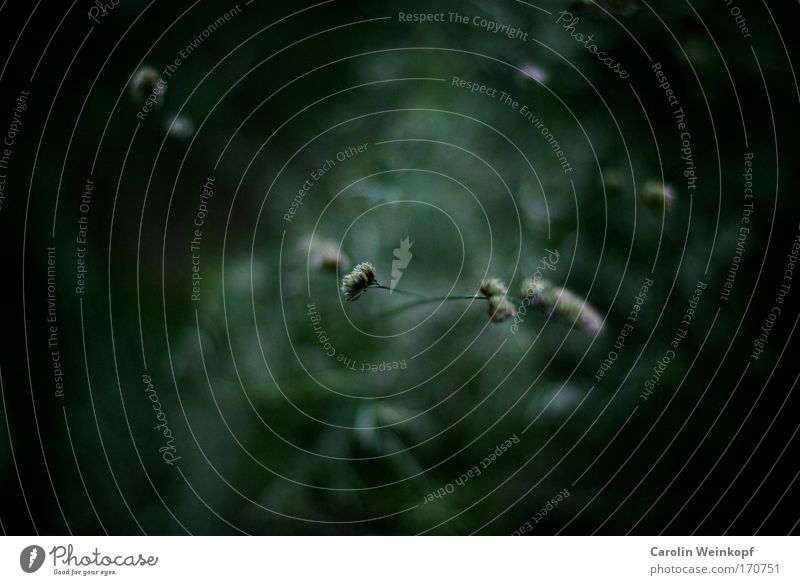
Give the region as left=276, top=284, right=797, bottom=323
left=0, top=0, right=798, bottom=535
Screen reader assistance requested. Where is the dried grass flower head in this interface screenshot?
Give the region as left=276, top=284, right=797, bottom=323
left=521, top=278, right=602, bottom=334
left=521, top=276, right=553, bottom=307
left=480, top=278, right=508, bottom=297
left=519, top=62, right=548, bottom=84
left=642, top=180, right=675, bottom=214
left=488, top=295, right=516, bottom=323
left=480, top=278, right=516, bottom=323
left=165, top=113, right=195, bottom=140
left=129, top=65, right=164, bottom=104
left=341, top=261, right=377, bottom=302
left=308, top=238, right=350, bottom=272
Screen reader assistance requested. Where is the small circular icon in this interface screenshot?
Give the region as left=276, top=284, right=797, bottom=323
left=20, top=545, right=45, bottom=573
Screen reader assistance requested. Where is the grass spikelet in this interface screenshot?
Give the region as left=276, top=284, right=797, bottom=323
left=341, top=262, right=377, bottom=302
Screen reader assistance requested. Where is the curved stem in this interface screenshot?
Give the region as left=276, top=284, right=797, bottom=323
left=368, top=283, right=487, bottom=302
left=364, top=283, right=493, bottom=320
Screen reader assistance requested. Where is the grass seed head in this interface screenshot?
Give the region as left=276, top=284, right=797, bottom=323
left=521, top=277, right=557, bottom=307
left=165, top=113, right=195, bottom=139
left=481, top=278, right=515, bottom=323
left=309, top=238, right=350, bottom=272
left=488, top=295, right=516, bottom=323
left=642, top=180, right=675, bottom=214
left=480, top=278, right=508, bottom=297
left=522, top=278, right=602, bottom=334
left=129, top=65, right=164, bottom=104
left=341, top=261, right=377, bottom=302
